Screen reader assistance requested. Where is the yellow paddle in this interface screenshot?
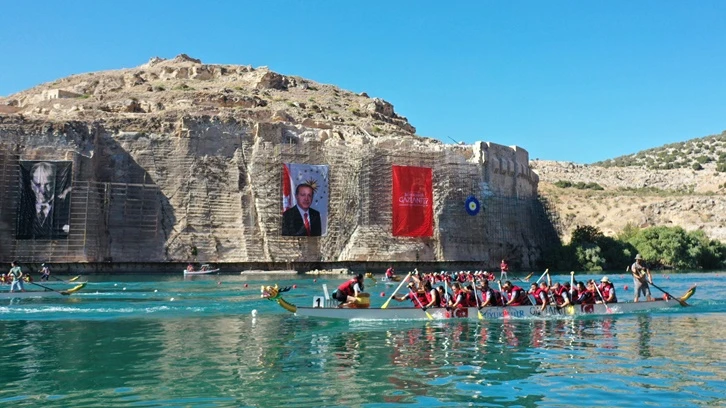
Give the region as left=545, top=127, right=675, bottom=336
left=381, top=272, right=411, bottom=309
left=28, top=281, right=86, bottom=296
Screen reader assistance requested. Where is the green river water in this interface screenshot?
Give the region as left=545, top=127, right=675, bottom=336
left=1, top=271, right=724, bottom=407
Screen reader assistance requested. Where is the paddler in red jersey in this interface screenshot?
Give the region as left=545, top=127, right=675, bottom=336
left=575, top=281, right=596, bottom=305
left=449, top=283, right=470, bottom=309
left=551, top=282, right=573, bottom=307
left=501, top=281, right=528, bottom=306
left=599, top=276, right=618, bottom=303
left=535, top=281, right=551, bottom=312
left=394, top=282, right=429, bottom=308
left=333, top=273, right=365, bottom=307
left=478, top=279, right=501, bottom=307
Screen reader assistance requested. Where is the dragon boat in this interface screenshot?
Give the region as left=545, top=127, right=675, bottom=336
left=0, top=282, right=87, bottom=299
left=261, top=284, right=697, bottom=321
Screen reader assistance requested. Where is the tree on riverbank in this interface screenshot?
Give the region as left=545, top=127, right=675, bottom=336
left=542, top=225, right=726, bottom=271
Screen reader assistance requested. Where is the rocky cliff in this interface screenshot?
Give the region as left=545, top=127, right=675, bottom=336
left=0, top=55, right=550, bottom=268
left=532, top=152, right=726, bottom=243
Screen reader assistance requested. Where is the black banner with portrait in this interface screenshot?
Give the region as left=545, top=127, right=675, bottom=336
left=16, top=161, right=73, bottom=239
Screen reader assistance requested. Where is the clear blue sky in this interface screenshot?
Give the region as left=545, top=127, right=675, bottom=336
left=1, top=1, right=725, bottom=163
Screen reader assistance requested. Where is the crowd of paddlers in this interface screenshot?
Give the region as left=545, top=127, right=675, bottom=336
left=388, top=269, right=618, bottom=312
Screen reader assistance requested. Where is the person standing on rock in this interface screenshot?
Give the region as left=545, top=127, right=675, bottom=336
left=630, top=254, right=653, bottom=302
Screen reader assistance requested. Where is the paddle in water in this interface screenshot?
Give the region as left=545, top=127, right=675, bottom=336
left=28, top=281, right=86, bottom=296
left=650, top=281, right=689, bottom=307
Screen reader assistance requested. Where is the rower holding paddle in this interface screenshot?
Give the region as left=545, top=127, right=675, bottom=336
left=333, top=273, right=366, bottom=308
left=631, top=254, right=654, bottom=302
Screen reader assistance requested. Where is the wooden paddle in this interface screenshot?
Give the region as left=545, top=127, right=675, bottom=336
left=650, top=281, right=689, bottom=307
left=28, top=281, right=87, bottom=296
left=50, top=275, right=81, bottom=284
left=381, top=272, right=411, bottom=309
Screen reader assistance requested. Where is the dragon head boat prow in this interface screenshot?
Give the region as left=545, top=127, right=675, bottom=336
left=260, top=284, right=297, bottom=313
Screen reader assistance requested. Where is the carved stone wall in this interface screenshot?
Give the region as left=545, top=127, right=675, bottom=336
left=0, top=116, right=557, bottom=269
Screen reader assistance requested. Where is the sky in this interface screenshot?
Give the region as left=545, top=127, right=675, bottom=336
left=1, top=1, right=725, bottom=163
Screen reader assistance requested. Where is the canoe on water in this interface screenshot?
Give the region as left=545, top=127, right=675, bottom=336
left=0, top=283, right=87, bottom=299
left=261, top=284, right=697, bottom=321
left=183, top=265, right=219, bottom=275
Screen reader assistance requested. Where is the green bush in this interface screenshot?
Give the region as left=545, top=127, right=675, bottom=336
left=692, top=162, right=703, bottom=171
left=541, top=224, right=725, bottom=271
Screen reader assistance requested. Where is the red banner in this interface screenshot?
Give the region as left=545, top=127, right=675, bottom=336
left=392, top=165, right=433, bottom=237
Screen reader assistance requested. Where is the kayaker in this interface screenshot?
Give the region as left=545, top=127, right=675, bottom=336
left=8, top=261, right=25, bottom=293
left=630, top=254, right=654, bottom=302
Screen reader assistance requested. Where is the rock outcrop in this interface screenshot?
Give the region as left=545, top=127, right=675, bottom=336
left=531, top=160, right=726, bottom=242
left=0, top=56, right=551, bottom=268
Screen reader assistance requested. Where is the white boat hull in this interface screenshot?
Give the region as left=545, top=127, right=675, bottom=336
left=183, top=269, right=220, bottom=275
left=292, top=300, right=684, bottom=320
left=0, top=290, right=71, bottom=299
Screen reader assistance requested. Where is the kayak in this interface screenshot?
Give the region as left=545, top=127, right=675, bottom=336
left=261, top=284, right=697, bottom=320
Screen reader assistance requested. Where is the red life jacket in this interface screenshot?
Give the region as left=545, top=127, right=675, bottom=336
left=454, top=289, right=468, bottom=308
left=532, top=288, right=546, bottom=305
left=601, top=285, right=618, bottom=303
left=465, top=290, right=477, bottom=307
left=578, top=289, right=596, bottom=305
left=337, top=279, right=358, bottom=297
left=508, top=285, right=527, bottom=305
left=553, top=286, right=568, bottom=305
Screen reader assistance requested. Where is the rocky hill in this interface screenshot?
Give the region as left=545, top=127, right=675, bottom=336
left=0, top=55, right=546, bottom=266
left=0, top=54, right=417, bottom=138
left=1, top=53, right=724, bottom=259
left=532, top=131, right=726, bottom=243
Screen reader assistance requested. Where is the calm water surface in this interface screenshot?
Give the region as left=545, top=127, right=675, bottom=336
left=1, top=271, right=724, bottom=407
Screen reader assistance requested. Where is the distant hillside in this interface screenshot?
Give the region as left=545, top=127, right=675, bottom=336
left=594, top=131, right=726, bottom=171
left=532, top=131, right=726, bottom=244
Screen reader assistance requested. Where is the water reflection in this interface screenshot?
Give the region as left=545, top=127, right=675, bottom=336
left=1, top=272, right=725, bottom=407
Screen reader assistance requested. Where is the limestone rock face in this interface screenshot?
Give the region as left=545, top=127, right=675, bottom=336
left=0, top=55, right=551, bottom=267
left=531, top=160, right=726, bottom=242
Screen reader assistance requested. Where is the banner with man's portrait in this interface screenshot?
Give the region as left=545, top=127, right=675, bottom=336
left=281, top=163, right=329, bottom=237
left=16, top=161, right=72, bottom=239
left=392, top=165, right=433, bottom=237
